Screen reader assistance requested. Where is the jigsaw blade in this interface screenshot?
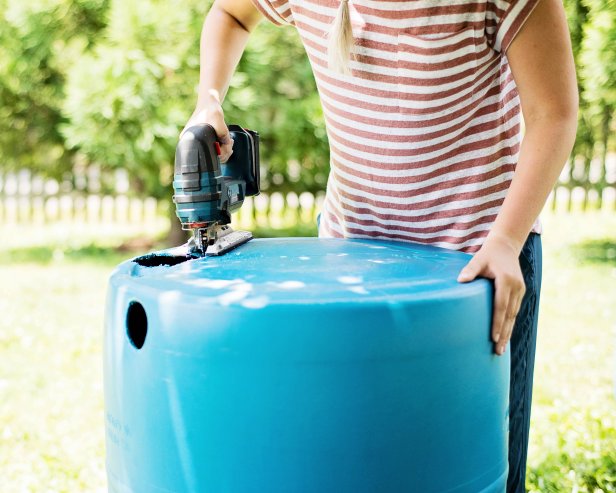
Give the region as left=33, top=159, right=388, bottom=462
left=188, top=225, right=252, bottom=257
left=205, top=228, right=252, bottom=256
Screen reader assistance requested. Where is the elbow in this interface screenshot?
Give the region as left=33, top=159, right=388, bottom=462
left=551, top=103, right=579, bottom=135
left=212, top=1, right=261, bottom=34
left=522, top=92, right=579, bottom=159
left=555, top=92, right=579, bottom=124
left=524, top=95, right=579, bottom=133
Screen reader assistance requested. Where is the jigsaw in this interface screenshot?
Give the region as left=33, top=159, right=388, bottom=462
left=172, top=124, right=260, bottom=256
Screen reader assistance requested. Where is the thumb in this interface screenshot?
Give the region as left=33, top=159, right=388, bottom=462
left=213, top=123, right=232, bottom=145
left=457, top=256, right=482, bottom=283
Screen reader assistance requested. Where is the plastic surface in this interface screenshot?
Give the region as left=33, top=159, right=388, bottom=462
left=104, top=238, right=509, bottom=493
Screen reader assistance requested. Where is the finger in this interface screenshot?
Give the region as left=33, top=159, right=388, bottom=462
left=212, top=124, right=234, bottom=163
left=491, top=281, right=512, bottom=348
left=496, top=292, right=524, bottom=353
left=219, top=137, right=234, bottom=163
left=457, top=257, right=482, bottom=283
left=217, top=132, right=232, bottom=145
left=496, top=318, right=515, bottom=355
left=495, top=304, right=517, bottom=354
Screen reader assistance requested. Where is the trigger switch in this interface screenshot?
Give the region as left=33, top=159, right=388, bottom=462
left=214, top=142, right=221, bottom=156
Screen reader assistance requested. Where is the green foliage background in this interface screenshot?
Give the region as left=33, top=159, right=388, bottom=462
left=564, top=0, right=616, bottom=198
left=0, top=0, right=329, bottom=198
left=1, top=0, right=612, bottom=198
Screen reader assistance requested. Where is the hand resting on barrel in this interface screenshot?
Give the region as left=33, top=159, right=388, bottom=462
left=457, top=233, right=526, bottom=356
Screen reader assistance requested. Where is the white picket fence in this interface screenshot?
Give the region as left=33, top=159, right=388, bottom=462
left=0, top=166, right=614, bottom=229
left=0, top=169, right=325, bottom=229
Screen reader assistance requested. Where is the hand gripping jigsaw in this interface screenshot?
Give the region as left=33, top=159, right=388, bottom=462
left=172, top=124, right=260, bottom=256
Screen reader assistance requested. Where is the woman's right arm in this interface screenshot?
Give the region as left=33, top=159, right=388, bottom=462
left=184, top=0, right=263, bottom=162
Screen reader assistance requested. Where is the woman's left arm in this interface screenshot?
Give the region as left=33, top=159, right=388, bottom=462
left=458, top=0, right=579, bottom=355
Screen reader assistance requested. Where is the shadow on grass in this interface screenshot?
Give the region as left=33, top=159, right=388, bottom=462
left=570, top=239, right=616, bottom=265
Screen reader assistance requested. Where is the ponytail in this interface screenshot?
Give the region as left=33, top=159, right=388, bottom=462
left=327, top=0, right=354, bottom=75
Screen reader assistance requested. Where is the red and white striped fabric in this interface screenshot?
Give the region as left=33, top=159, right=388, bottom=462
left=249, top=0, right=542, bottom=252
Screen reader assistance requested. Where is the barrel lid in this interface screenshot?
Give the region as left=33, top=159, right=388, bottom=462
left=120, top=238, right=488, bottom=306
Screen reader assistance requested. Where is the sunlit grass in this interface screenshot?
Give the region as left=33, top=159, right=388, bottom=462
left=527, top=211, right=616, bottom=492
left=0, top=209, right=614, bottom=492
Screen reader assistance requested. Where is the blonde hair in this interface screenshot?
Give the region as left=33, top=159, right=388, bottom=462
left=327, top=0, right=354, bottom=75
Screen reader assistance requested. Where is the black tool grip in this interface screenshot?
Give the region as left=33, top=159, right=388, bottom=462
left=174, top=125, right=220, bottom=192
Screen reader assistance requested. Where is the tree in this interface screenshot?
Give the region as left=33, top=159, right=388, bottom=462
left=60, top=0, right=329, bottom=240
left=580, top=0, right=616, bottom=203
left=564, top=0, right=593, bottom=162
left=560, top=0, right=615, bottom=208
left=61, top=0, right=205, bottom=199
left=0, top=0, right=108, bottom=177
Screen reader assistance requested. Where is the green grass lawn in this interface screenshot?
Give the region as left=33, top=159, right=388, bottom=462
left=527, top=212, right=616, bottom=492
left=0, top=211, right=615, bottom=492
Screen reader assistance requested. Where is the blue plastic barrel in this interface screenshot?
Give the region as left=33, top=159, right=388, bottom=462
left=104, top=237, right=509, bottom=493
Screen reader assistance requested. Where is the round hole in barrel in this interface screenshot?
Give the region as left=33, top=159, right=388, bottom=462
left=126, top=301, right=147, bottom=349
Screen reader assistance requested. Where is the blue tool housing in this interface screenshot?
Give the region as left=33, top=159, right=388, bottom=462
left=172, top=124, right=259, bottom=228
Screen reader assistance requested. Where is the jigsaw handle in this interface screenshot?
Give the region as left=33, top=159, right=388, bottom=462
left=174, top=124, right=220, bottom=191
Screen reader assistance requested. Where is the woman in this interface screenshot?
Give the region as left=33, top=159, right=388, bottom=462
left=184, top=1, right=578, bottom=490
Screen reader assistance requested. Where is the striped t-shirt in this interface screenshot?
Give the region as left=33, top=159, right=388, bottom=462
left=250, top=0, right=542, bottom=252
